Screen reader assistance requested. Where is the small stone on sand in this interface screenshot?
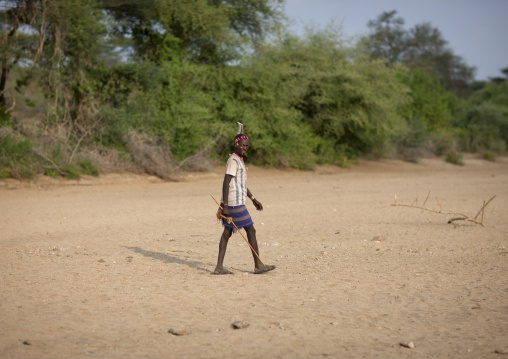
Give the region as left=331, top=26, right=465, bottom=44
left=168, top=329, right=189, bottom=336
left=372, top=235, right=386, bottom=242
left=231, top=321, right=249, bottom=329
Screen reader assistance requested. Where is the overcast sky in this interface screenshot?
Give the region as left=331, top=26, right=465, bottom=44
left=283, top=0, right=508, bottom=81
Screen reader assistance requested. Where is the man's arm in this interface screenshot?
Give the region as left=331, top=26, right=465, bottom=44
left=222, top=174, right=233, bottom=217
left=247, top=188, right=263, bottom=211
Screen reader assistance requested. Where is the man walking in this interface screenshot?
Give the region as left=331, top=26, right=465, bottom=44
left=214, top=123, right=276, bottom=275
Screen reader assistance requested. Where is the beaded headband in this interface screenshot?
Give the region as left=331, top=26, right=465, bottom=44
left=234, top=122, right=249, bottom=144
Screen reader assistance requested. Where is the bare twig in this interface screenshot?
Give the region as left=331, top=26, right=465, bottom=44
left=391, top=192, right=496, bottom=227
left=176, top=145, right=210, bottom=170
left=422, top=190, right=430, bottom=207
left=474, top=196, right=496, bottom=221
left=33, top=149, right=65, bottom=176
left=68, top=119, right=100, bottom=165
left=176, top=124, right=225, bottom=170
left=5, top=97, right=16, bottom=114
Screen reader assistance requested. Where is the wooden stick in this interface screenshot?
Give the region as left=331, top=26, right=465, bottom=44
left=391, top=193, right=496, bottom=227
left=474, top=195, right=496, bottom=221
left=211, top=195, right=266, bottom=266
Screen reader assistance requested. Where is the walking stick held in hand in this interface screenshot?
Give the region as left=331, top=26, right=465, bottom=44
left=211, top=195, right=266, bottom=266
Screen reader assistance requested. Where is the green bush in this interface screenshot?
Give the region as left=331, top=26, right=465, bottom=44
left=0, top=134, right=36, bottom=178
left=78, top=158, right=99, bottom=177
left=454, top=81, right=508, bottom=154
left=480, top=150, right=496, bottom=162
left=395, top=69, right=457, bottom=162
left=64, top=163, right=82, bottom=180
left=445, top=150, right=464, bottom=166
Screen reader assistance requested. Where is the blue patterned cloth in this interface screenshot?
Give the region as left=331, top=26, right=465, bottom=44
left=221, top=205, right=253, bottom=232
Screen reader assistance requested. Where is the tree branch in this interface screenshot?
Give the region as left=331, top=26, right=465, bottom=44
left=391, top=192, right=496, bottom=227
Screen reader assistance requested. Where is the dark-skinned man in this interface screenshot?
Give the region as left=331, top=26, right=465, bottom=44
left=214, top=123, right=276, bottom=275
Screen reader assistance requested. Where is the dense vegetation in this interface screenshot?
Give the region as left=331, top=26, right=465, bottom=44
left=1, top=1, right=507, bottom=179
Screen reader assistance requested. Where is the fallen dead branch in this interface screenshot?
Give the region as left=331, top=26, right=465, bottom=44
left=391, top=191, right=496, bottom=227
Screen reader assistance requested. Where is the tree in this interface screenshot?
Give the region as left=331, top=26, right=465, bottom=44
left=363, top=11, right=475, bottom=96
left=0, top=0, right=43, bottom=109
left=102, top=0, right=285, bottom=64
left=365, top=10, right=407, bottom=66
left=0, top=0, right=109, bottom=124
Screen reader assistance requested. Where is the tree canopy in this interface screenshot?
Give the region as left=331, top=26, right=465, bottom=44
left=362, top=10, right=475, bottom=96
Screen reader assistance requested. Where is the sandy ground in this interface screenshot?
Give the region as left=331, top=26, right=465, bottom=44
left=1, top=155, right=507, bottom=359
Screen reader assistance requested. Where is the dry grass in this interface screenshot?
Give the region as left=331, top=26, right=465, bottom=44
left=124, top=131, right=177, bottom=180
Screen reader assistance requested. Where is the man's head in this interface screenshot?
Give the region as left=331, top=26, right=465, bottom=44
left=234, top=137, right=249, bottom=157
left=234, top=122, right=249, bottom=156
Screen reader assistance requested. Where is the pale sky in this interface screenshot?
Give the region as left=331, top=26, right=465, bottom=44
left=283, top=0, right=508, bottom=81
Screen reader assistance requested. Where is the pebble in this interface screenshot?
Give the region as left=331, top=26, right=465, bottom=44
left=495, top=348, right=508, bottom=355
left=372, top=235, right=386, bottom=242
left=168, top=328, right=189, bottom=336
left=400, top=342, right=414, bottom=348
left=231, top=321, right=250, bottom=329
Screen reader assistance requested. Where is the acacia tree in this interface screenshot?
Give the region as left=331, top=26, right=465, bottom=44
left=363, top=11, right=475, bottom=96
left=365, top=10, right=407, bottom=66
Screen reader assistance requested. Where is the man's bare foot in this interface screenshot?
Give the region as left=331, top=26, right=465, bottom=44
left=254, top=265, right=276, bottom=274
left=212, top=267, right=234, bottom=275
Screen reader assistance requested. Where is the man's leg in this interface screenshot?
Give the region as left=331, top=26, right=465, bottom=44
left=244, top=225, right=276, bottom=274
left=214, top=227, right=234, bottom=274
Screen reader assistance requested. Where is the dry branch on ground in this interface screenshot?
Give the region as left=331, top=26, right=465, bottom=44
left=391, top=191, right=496, bottom=227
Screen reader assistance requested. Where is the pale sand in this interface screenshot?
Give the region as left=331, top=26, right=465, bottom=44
left=1, top=155, right=507, bottom=358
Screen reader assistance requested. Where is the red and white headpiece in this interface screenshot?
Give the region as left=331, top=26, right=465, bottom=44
left=234, top=122, right=248, bottom=144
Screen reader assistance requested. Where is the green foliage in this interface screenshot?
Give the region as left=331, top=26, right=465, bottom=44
left=398, top=69, right=455, bottom=132
left=242, top=28, right=410, bottom=165
left=102, top=0, right=285, bottom=64
left=3, top=3, right=507, bottom=180
left=0, top=107, right=12, bottom=127
left=454, top=81, right=508, bottom=153
left=0, top=134, right=35, bottom=178
left=445, top=150, right=464, bottom=166
left=480, top=150, right=497, bottom=162
left=395, top=68, right=457, bottom=161
left=77, top=158, right=99, bottom=177
left=363, top=11, right=475, bottom=97
left=63, top=163, right=82, bottom=180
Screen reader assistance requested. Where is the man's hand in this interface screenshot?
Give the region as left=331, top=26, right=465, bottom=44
left=252, top=199, right=263, bottom=211
left=221, top=204, right=230, bottom=218
left=218, top=204, right=233, bottom=223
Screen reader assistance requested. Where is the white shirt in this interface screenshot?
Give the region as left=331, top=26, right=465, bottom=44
left=223, top=153, right=247, bottom=206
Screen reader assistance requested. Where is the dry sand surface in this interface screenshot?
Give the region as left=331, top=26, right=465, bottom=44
left=1, top=155, right=507, bottom=359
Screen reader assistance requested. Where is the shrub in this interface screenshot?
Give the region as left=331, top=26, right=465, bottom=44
left=78, top=158, right=99, bottom=177
left=445, top=150, right=464, bottom=166
left=0, top=133, right=37, bottom=178
left=480, top=150, right=496, bottom=162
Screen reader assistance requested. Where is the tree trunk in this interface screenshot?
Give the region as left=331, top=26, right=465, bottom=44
left=0, top=62, right=8, bottom=108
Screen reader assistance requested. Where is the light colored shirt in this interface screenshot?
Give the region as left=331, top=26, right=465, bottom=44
left=223, top=153, right=247, bottom=206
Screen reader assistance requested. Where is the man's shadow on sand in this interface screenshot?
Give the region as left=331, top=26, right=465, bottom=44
left=124, top=246, right=212, bottom=273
